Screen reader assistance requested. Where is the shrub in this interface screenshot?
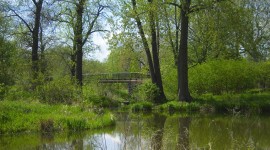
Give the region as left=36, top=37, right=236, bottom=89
left=37, top=77, right=79, bottom=104
left=189, top=60, right=262, bottom=95
left=132, top=80, right=160, bottom=102
left=131, top=101, right=153, bottom=112
left=157, top=101, right=200, bottom=112
left=256, top=61, right=270, bottom=89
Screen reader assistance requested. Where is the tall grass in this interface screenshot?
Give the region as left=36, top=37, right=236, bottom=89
left=0, top=100, right=115, bottom=134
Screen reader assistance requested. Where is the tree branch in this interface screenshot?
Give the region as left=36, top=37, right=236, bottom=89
left=164, top=2, right=181, bottom=8
left=189, top=0, right=229, bottom=14
left=8, top=7, right=33, bottom=33
left=82, top=5, right=106, bottom=45
left=32, top=0, right=38, bottom=6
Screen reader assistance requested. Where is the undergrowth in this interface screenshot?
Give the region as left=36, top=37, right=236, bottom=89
left=0, top=100, right=115, bottom=134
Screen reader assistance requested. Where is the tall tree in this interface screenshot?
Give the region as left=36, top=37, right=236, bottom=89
left=178, top=0, right=192, bottom=102
left=6, top=0, right=44, bottom=87
left=55, top=0, right=106, bottom=86
left=164, top=0, right=230, bottom=102
left=131, top=0, right=166, bottom=103
left=75, top=0, right=85, bottom=86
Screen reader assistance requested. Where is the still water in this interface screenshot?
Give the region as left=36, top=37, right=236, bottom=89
left=1, top=112, right=270, bottom=150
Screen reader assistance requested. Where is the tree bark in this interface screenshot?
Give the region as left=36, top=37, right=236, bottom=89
left=71, top=40, right=76, bottom=78
left=75, top=0, right=85, bottom=86
left=178, top=0, right=192, bottom=102
left=32, top=0, right=43, bottom=81
left=132, top=0, right=167, bottom=103
left=131, top=0, right=156, bottom=85
left=148, top=0, right=166, bottom=103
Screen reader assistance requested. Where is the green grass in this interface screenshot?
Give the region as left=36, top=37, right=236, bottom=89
left=155, top=101, right=201, bottom=113
left=130, top=101, right=153, bottom=112
left=0, top=100, right=115, bottom=134
left=196, top=92, right=270, bottom=113
left=154, top=92, right=270, bottom=114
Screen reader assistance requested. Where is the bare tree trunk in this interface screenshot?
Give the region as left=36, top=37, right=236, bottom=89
left=132, top=0, right=157, bottom=84
left=40, top=24, right=47, bottom=75
left=148, top=0, right=166, bottom=103
left=32, top=0, right=43, bottom=83
left=75, top=0, right=85, bottom=86
left=71, top=40, right=76, bottom=78
left=178, top=0, right=192, bottom=102
left=132, top=0, right=167, bottom=103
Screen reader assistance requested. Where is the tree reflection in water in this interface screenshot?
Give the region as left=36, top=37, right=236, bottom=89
left=2, top=114, right=270, bottom=149
left=178, top=117, right=191, bottom=150
left=150, top=113, right=166, bottom=150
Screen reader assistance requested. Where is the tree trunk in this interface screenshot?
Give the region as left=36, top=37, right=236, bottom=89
left=178, top=117, right=191, bottom=150
left=75, top=0, right=85, bottom=86
left=40, top=25, right=47, bottom=75
left=148, top=0, right=166, bottom=103
left=178, top=0, right=192, bottom=102
left=132, top=0, right=156, bottom=85
left=71, top=40, right=76, bottom=78
left=132, top=0, right=167, bottom=103
left=32, top=0, right=43, bottom=82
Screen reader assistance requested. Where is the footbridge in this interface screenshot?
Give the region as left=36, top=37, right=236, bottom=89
left=83, top=72, right=150, bottom=83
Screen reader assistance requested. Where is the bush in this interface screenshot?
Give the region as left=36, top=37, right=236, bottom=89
left=189, top=60, right=262, bottom=95
left=37, top=77, right=79, bottom=104
left=256, top=61, right=270, bottom=89
left=157, top=101, right=200, bottom=112
left=131, top=101, right=153, bottom=112
left=132, top=80, right=160, bottom=102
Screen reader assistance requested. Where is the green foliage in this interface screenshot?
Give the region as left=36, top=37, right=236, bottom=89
left=154, top=92, right=270, bottom=114
left=0, top=38, right=17, bottom=99
left=131, top=101, right=153, bottom=112
left=36, top=77, right=79, bottom=104
left=194, top=92, right=270, bottom=114
left=0, top=100, right=115, bottom=134
left=132, top=80, right=160, bottom=102
left=256, top=61, right=270, bottom=89
left=189, top=60, right=263, bottom=95
left=83, top=83, right=119, bottom=108
left=157, top=101, right=200, bottom=112
left=66, top=119, right=87, bottom=131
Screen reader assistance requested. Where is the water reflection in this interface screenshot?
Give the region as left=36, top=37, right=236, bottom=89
left=1, top=113, right=270, bottom=150
left=178, top=117, right=191, bottom=150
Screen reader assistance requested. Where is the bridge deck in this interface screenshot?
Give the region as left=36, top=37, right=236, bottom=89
left=99, top=79, right=143, bottom=83
left=83, top=72, right=149, bottom=83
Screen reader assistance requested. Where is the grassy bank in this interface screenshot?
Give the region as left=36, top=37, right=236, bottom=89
left=128, top=92, right=270, bottom=114
left=0, top=100, right=115, bottom=134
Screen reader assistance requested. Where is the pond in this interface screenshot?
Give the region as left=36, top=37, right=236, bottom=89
left=1, top=112, right=270, bottom=150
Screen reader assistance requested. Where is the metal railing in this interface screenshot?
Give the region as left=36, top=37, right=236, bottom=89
left=83, top=72, right=150, bottom=80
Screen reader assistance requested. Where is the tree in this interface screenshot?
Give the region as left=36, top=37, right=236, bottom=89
left=177, top=0, right=192, bottom=102
left=163, top=0, right=231, bottom=102
left=5, top=0, right=44, bottom=88
left=131, top=0, right=166, bottom=103
left=238, top=0, right=270, bottom=61
left=54, top=0, right=106, bottom=86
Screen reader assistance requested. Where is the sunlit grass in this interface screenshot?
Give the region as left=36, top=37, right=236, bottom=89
left=0, top=100, right=115, bottom=134
left=153, top=92, right=270, bottom=114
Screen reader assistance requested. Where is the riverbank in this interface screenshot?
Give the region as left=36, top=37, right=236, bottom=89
left=0, top=100, right=115, bottom=135
left=130, top=91, right=270, bottom=114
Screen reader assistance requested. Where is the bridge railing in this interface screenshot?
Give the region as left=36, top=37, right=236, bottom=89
left=83, top=72, right=150, bottom=81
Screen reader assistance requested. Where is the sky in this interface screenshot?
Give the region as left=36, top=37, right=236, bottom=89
left=91, top=34, right=110, bottom=62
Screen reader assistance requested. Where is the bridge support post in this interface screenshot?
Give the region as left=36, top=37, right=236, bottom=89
left=128, top=82, right=136, bottom=95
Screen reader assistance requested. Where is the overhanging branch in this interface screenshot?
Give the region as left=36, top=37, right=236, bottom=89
left=8, top=7, right=33, bottom=33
